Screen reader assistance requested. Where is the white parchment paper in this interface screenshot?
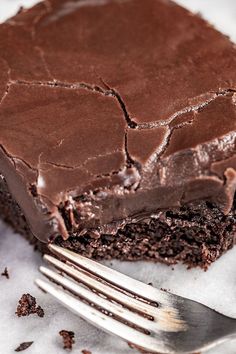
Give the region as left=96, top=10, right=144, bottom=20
left=0, top=1, right=236, bottom=353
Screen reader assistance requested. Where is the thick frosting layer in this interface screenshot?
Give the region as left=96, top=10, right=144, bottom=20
left=0, top=0, right=235, bottom=242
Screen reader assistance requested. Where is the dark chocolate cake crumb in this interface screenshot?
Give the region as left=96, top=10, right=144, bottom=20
left=81, top=350, right=92, bottom=354
left=15, top=293, right=44, bottom=317
left=59, top=330, right=75, bottom=350
left=1, top=267, right=9, bottom=279
left=15, top=341, right=33, bottom=352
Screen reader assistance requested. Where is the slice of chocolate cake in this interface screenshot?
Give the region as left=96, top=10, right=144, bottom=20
left=0, top=0, right=235, bottom=268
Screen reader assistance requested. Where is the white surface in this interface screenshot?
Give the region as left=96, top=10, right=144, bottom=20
left=1, top=225, right=236, bottom=354
left=0, top=1, right=236, bottom=353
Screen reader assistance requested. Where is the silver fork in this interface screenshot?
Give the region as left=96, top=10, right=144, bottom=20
left=35, top=244, right=236, bottom=354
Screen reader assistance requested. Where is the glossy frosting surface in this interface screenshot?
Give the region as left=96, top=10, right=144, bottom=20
left=0, top=0, right=235, bottom=241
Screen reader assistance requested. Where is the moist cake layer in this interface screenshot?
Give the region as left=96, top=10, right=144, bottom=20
left=1, top=175, right=235, bottom=269
left=0, top=0, right=236, bottom=265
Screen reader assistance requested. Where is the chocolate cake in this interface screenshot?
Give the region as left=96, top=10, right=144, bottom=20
left=14, top=341, right=34, bottom=352
left=59, top=330, right=75, bottom=350
left=0, top=0, right=236, bottom=268
left=16, top=293, right=44, bottom=317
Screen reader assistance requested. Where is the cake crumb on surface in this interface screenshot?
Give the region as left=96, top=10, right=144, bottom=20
left=81, top=350, right=92, bottom=354
left=1, top=267, right=9, bottom=279
left=59, top=330, right=75, bottom=350
left=15, top=341, right=34, bottom=352
left=15, top=293, right=44, bottom=317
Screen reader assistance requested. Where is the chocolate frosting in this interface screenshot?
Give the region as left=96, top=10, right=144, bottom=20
left=0, top=0, right=235, bottom=242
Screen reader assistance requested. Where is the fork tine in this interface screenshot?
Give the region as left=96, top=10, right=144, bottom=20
left=43, top=255, right=187, bottom=332
left=39, top=265, right=160, bottom=332
left=35, top=278, right=171, bottom=354
left=48, top=244, right=172, bottom=305
left=44, top=254, right=159, bottom=318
